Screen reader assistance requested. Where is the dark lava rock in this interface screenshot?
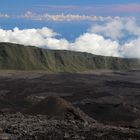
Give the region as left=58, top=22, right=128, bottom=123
left=0, top=113, right=140, bottom=140
left=26, top=96, right=94, bottom=123
left=0, top=134, right=13, bottom=140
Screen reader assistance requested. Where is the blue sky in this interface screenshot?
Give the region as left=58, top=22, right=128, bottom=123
left=1, top=0, right=140, bottom=6
left=0, top=0, right=140, bottom=58
left=1, top=0, right=140, bottom=14
left=0, top=0, right=140, bottom=40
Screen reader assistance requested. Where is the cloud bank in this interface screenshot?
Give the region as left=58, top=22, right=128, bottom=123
left=22, top=11, right=112, bottom=22
left=0, top=27, right=120, bottom=57
left=89, top=17, right=140, bottom=40
left=1, top=3, right=140, bottom=21
left=0, top=11, right=115, bottom=22
left=0, top=16, right=140, bottom=58
left=0, top=13, right=9, bottom=18
left=0, top=24, right=139, bottom=58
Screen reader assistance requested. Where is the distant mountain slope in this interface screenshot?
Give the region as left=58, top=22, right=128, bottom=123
left=0, top=42, right=139, bottom=71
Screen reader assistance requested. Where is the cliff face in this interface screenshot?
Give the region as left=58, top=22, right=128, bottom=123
left=0, top=42, right=139, bottom=72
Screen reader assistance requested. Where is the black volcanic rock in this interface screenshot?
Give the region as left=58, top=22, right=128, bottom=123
left=0, top=68, right=139, bottom=139
left=26, top=96, right=94, bottom=123
left=0, top=113, right=140, bottom=140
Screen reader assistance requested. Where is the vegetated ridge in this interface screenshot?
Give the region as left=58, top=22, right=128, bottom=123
left=0, top=42, right=139, bottom=72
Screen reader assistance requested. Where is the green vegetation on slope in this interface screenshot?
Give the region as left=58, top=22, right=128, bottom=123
left=0, top=42, right=139, bottom=72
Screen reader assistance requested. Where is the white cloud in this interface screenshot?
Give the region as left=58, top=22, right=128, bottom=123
left=0, top=27, right=57, bottom=46
left=21, top=11, right=112, bottom=22
left=0, top=11, right=115, bottom=22
left=0, top=13, right=9, bottom=18
left=125, top=19, right=140, bottom=36
left=123, top=38, right=140, bottom=58
left=87, top=17, right=140, bottom=58
left=90, top=18, right=124, bottom=40
left=70, top=33, right=120, bottom=57
left=0, top=26, right=139, bottom=58
left=89, top=17, right=140, bottom=40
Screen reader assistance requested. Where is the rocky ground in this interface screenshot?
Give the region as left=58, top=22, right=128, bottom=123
left=0, top=113, right=140, bottom=140
left=0, top=70, right=139, bottom=139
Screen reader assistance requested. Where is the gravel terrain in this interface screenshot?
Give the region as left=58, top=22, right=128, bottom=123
left=0, top=70, right=139, bottom=139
